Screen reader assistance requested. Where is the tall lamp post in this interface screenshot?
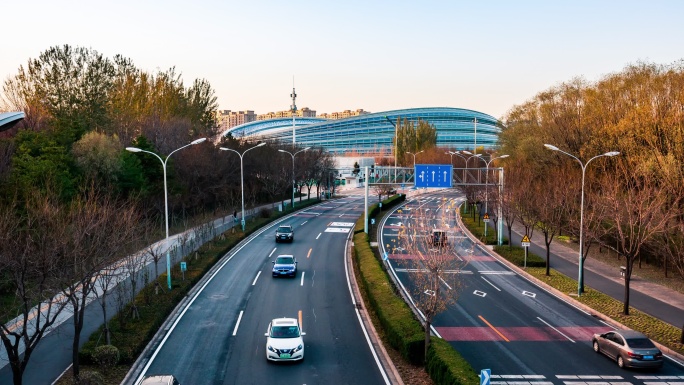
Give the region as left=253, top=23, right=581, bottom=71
left=483, top=154, right=509, bottom=237
left=385, top=116, right=398, bottom=182
left=220, top=142, right=266, bottom=231
left=544, top=144, right=620, bottom=296
left=406, top=150, right=423, bottom=167
left=279, top=146, right=310, bottom=209
left=126, top=137, right=207, bottom=290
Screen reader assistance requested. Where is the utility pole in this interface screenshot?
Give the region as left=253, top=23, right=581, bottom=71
left=291, top=76, right=297, bottom=145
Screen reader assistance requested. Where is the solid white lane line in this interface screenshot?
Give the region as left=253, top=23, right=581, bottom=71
left=269, top=248, right=277, bottom=258
left=439, top=276, right=452, bottom=290
left=301, top=221, right=308, bottom=225
left=232, top=311, right=244, bottom=336
left=481, top=277, right=501, bottom=291
left=316, top=233, right=321, bottom=239
left=300, top=271, right=305, bottom=286
left=537, top=317, right=575, bottom=342
left=252, top=271, right=261, bottom=286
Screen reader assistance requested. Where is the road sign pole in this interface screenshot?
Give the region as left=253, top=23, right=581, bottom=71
left=521, top=234, right=531, bottom=268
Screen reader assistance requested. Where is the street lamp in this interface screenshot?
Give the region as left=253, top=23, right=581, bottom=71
left=279, top=146, right=310, bottom=209
left=406, top=150, right=423, bottom=167
left=220, top=142, right=266, bottom=231
left=461, top=150, right=483, bottom=179
left=126, top=137, right=207, bottom=290
left=483, top=154, right=509, bottom=237
left=447, top=151, right=468, bottom=184
left=544, top=144, right=620, bottom=296
left=385, top=116, right=398, bottom=182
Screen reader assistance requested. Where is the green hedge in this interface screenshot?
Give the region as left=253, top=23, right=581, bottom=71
left=353, top=231, right=425, bottom=364
left=352, top=193, right=478, bottom=382
left=426, top=338, right=480, bottom=385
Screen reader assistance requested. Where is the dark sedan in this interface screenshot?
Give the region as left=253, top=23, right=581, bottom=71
left=272, top=255, right=297, bottom=277
left=275, top=225, right=294, bottom=243
left=592, top=330, right=663, bottom=369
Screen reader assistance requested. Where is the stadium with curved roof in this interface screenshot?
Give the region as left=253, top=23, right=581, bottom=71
left=223, top=107, right=500, bottom=155
left=0, top=111, right=25, bottom=132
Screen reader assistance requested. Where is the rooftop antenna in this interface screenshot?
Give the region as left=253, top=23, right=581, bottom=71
left=290, top=76, right=297, bottom=145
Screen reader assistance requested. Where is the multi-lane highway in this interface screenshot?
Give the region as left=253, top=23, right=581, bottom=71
left=379, top=191, right=684, bottom=385
left=133, top=195, right=391, bottom=385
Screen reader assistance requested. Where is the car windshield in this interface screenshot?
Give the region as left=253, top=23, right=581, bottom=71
left=626, top=338, right=656, bottom=348
left=271, top=325, right=300, bottom=338
left=278, top=226, right=291, bottom=232
left=275, top=257, right=294, bottom=264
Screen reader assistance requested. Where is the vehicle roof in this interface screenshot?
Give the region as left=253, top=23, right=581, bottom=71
left=271, top=317, right=298, bottom=326
left=139, top=375, right=177, bottom=385
left=276, top=254, right=294, bottom=258
left=278, top=224, right=292, bottom=228
left=614, top=330, right=649, bottom=338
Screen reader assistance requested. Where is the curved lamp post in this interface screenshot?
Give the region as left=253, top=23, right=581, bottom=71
left=126, top=137, right=207, bottom=290
left=447, top=151, right=468, bottom=183
left=278, top=147, right=310, bottom=209
left=484, top=154, right=509, bottom=237
left=406, top=150, right=423, bottom=167
left=385, top=116, right=399, bottom=182
left=544, top=144, right=620, bottom=296
left=220, top=142, right=266, bottom=231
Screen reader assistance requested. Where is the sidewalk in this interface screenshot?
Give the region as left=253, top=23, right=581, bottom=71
left=505, top=220, right=684, bottom=328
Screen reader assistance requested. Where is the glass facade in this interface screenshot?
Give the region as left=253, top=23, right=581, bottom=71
left=223, top=107, right=500, bottom=155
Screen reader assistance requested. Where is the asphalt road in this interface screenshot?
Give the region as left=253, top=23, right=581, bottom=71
left=135, top=196, right=390, bottom=385
left=379, top=191, right=684, bottom=384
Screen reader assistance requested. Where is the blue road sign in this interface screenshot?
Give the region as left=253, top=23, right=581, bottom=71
left=383, top=252, right=388, bottom=261
left=480, top=369, right=491, bottom=385
left=414, top=164, right=453, bottom=188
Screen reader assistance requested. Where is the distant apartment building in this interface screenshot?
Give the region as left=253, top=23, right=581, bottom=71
left=216, top=110, right=257, bottom=130
left=318, top=109, right=370, bottom=119
left=257, top=107, right=317, bottom=121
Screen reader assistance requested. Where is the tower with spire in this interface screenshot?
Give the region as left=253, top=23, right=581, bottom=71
left=290, top=77, right=297, bottom=144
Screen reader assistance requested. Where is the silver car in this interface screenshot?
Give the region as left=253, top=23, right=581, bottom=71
left=592, top=330, right=663, bottom=369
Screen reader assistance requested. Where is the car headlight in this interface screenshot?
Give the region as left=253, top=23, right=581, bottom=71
left=267, top=345, right=275, bottom=352
left=294, top=344, right=303, bottom=352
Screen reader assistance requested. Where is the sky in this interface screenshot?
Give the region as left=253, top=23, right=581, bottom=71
left=2, top=0, right=683, bottom=120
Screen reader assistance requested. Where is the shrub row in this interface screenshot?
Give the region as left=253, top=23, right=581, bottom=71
left=352, top=193, right=477, bottom=384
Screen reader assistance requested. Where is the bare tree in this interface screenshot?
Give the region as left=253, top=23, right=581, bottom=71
left=598, top=162, right=677, bottom=315
left=395, top=196, right=469, bottom=360
left=533, top=167, right=572, bottom=276
left=0, top=193, right=70, bottom=385
left=55, top=190, right=143, bottom=381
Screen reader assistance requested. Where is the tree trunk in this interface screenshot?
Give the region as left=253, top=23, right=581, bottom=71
left=544, top=232, right=551, bottom=276
left=623, top=263, right=632, bottom=315
left=424, top=320, right=431, bottom=363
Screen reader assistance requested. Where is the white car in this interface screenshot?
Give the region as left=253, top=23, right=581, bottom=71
left=265, top=317, right=305, bottom=361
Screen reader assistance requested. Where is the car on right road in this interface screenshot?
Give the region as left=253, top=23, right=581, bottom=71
left=592, top=330, right=663, bottom=369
